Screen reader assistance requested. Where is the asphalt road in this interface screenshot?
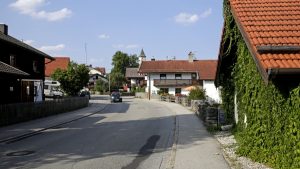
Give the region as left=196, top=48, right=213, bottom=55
left=0, top=97, right=176, bottom=169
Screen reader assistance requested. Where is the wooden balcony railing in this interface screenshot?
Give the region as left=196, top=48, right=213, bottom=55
left=153, top=79, right=198, bottom=87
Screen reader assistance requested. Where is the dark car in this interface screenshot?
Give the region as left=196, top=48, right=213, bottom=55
left=110, top=92, right=122, bottom=103
left=79, top=90, right=91, bottom=99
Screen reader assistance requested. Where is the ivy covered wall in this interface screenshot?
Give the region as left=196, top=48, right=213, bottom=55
left=221, top=1, right=300, bottom=168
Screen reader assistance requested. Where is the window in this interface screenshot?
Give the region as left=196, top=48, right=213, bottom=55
left=44, top=85, right=49, bottom=90
left=33, top=60, right=38, bottom=73
left=175, top=74, right=182, bottom=79
left=191, top=73, right=197, bottom=80
left=10, top=55, right=16, bottom=67
left=175, top=88, right=181, bottom=94
left=160, top=88, right=169, bottom=94
left=160, top=74, right=166, bottom=79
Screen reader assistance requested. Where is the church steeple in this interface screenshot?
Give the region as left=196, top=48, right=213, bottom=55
left=139, top=49, right=146, bottom=65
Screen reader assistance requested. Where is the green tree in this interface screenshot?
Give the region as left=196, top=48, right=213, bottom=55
left=110, top=51, right=139, bottom=89
left=188, top=87, right=206, bottom=100
left=95, top=79, right=108, bottom=93
left=51, top=62, right=89, bottom=96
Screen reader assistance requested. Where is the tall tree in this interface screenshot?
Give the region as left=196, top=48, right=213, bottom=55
left=52, top=62, right=89, bottom=96
left=110, top=51, right=139, bottom=89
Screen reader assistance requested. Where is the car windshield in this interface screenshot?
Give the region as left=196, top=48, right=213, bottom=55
left=111, top=92, right=120, bottom=96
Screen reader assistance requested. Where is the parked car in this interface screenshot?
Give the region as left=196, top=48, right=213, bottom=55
left=79, top=90, right=91, bottom=99
left=44, top=80, right=64, bottom=98
left=110, top=92, right=122, bottom=103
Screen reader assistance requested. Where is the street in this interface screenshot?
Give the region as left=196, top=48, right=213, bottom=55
left=0, top=96, right=229, bottom=169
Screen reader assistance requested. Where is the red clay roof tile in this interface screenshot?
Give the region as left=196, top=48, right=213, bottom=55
left=230, top=0, right=300, bottom=71
left=139, top=60, right=217, bottom=80
left=45, top=57, right=70, bottom=77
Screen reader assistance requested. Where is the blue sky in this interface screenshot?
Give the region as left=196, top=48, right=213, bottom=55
left=0, top=0, right=224, bottom=71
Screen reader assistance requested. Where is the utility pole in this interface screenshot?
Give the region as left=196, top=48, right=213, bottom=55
left=85, top=43, right=88, bottom=65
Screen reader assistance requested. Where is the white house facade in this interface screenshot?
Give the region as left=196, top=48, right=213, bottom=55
left=139, top=56, right=221, bottom=102
left=144, top=72, right=197, bottom=96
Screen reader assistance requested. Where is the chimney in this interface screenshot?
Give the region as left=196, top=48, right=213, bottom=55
left=188, top=51, right=194, bottom=62
left=0, top=24, right=8, bottom=35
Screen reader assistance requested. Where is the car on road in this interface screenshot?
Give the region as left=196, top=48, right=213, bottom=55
left=110, top=91, right=122, bottom=103
left=79, top=90, right=91, bottom=99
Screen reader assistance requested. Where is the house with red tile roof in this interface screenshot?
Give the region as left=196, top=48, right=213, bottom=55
left=125, top=68, right=145, bottom=88
left=139, top=52, right=220, bottom=102
left=45, top=57, right=70, bottom=79
left=94, top=67, right=106, bottom=75
left=216, top=1, right=300, bottom=168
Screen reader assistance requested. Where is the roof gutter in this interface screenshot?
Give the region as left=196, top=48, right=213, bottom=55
left=268, top=68, right=300, bottom=80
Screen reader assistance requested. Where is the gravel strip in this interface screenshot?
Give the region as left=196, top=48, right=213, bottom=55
left=214, top=131, right=272, bottom=169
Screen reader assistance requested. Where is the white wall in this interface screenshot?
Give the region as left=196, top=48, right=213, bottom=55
left=145, top=73, right=194, bottom=95
left=203, top=80, right=220, bottom=103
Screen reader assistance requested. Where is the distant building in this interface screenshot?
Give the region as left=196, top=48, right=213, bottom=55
left=45, top=57, right=70, bottom=79
left=88, top=66, right=108, bottom=90
left=139, top=52, right=220, bottom=102
left=125, top=49, right=147, bottom=91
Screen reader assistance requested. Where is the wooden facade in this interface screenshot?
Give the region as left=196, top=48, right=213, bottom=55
left=0, top=24, right=53, bottom=104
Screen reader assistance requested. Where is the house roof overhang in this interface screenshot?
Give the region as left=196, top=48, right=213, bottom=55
left=0, top=61, right=30, bottom=77
left=219, top=0, right=300, bottom=84
left=0, top=33, right=54, bottom=60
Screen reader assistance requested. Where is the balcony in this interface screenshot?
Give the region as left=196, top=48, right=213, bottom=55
left=153, top=79, right=199, bottom=87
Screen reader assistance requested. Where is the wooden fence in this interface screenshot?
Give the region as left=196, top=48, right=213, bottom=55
left=0, top=97, right=89, bottom=126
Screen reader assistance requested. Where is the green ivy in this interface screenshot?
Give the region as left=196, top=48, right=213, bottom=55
left=221, top=1, right=300, bottom=168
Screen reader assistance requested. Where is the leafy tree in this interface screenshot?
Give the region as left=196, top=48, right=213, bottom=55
left=51, top=62, right=89, bottom=96
left=110, top=51, right=139, bottom=89
left=95, top=79, right=108, bottom=93
left=188, top=87, right=206, bottom=100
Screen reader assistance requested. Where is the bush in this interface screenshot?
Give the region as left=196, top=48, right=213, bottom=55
left=188, top=87, right=206, bottom=100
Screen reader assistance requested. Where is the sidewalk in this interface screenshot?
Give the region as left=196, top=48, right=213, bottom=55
left=0, top=98, right=108, bottom=143
left=161, top=101, right=230, bottom=169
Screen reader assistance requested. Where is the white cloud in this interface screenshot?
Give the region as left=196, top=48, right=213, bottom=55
left=200, top=8, right=212, bottom=18
left=174, top=8, right=212, bottom=25
left=98, top=34, right=110, bottom=39
left=10, top=0, right=72, bottom=22
left=174, top=13, right=199, bottom=25
left=23, top=39, right=35, bottom=45
left=113, top=44, right=139, bottom=49
left=39, top=44, right=65, bottom=52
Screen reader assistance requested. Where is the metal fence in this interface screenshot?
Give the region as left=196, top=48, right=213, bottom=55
left=0, top=97, right=89, bottom=126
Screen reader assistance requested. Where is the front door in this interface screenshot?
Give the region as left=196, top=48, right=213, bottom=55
left=21, top=81, right=34, bottom=102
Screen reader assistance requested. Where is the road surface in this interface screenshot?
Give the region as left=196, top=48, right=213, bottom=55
left=0, top=96, right=229, bottom=169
